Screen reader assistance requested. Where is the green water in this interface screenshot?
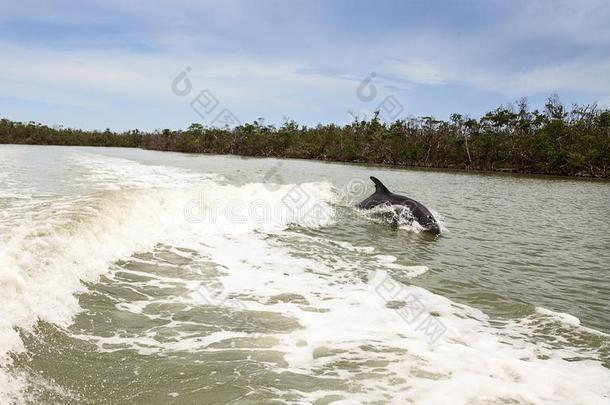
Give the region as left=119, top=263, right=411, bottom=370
left=1, top=145, right=609, bottom=404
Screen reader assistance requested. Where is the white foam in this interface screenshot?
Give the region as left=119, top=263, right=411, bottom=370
left=182, top=239, right=610, bottom=403
left=67, top=152, right=222, bottom=190
left=535, top=307, right=608, bottom=337
left=69, top=228, right=610, bottom=403
left=356, top=203, right=447, bottom=234
left=0, top=153, right=337, bottom=401
left=1, top=151, right=609, bottom=404
left=536, top=307, right=582, bottom=327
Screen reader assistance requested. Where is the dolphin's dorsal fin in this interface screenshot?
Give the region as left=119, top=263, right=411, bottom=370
left=370, top=176, right=390, bottom=194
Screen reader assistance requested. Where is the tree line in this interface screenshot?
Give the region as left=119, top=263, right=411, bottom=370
left=1, top=96, right=609, bottom=178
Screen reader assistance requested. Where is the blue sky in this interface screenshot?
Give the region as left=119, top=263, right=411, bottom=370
left=1, top=0, right=609, bottom=131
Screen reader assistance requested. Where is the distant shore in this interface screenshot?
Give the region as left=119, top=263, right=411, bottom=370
left=2, top=97, right=609, bottom=178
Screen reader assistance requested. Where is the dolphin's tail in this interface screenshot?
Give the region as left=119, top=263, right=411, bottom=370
left=370, top=176, right=390, bottom=194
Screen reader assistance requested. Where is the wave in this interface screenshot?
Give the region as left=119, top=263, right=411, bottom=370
left=0, top=176, right=336, bottom=403
left=1, top=153, right=609, bottom=403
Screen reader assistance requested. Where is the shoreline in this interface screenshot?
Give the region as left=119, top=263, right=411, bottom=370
left=3, top=102, right=609, bottom=180
left=3, top=142, right=609, bottom=183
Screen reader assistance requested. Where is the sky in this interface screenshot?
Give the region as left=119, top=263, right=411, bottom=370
left=1, top=0, right=610, bottom=131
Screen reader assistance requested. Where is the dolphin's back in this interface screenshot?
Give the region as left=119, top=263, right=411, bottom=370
left=359, top=192, right=425, bottom=214
left=357, top=176, right=441, bottom=235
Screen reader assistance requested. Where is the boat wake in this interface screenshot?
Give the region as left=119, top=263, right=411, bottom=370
left=0, top=153, right=608, bottom=404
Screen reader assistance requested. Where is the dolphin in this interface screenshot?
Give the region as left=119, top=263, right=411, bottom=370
left=357, top=176, right=441, bottom=236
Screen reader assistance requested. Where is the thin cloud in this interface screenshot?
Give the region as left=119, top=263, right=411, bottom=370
left=1, top=1, right=609, bottom=130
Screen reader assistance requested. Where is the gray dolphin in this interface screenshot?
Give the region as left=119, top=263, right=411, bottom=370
left=357, top=176, right=441, bottom=236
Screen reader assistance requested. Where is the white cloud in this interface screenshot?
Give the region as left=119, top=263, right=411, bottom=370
left=2, top=0, right=610, bottom=130
left=507, top=59, right=610, bottom=95
left=503, top=0, right=610, bottom=45
left=389, top=60, right=446, bottom=85
left=453, top=56, right=610, bottom=99
left=0, top=39, right=359, bottom=129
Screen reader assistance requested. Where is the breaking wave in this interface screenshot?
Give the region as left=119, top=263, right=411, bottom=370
left=1, top=151, right=608, bottom=404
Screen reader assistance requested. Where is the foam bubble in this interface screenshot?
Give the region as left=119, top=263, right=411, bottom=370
left=0, top=154, right=337, bottom=400
left=1, top=151, right=609, bottom=403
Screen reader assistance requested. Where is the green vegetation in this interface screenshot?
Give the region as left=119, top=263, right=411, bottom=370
left=2, top=97, right=609, bottom=178
left=0, top=121, right=143, bottom=148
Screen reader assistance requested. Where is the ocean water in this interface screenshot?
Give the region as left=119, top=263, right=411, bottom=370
left=0, top=144, right=609, bottom=404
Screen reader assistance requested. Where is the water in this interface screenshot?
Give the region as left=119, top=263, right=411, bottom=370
left=1, top=144, right=609, bottom=404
